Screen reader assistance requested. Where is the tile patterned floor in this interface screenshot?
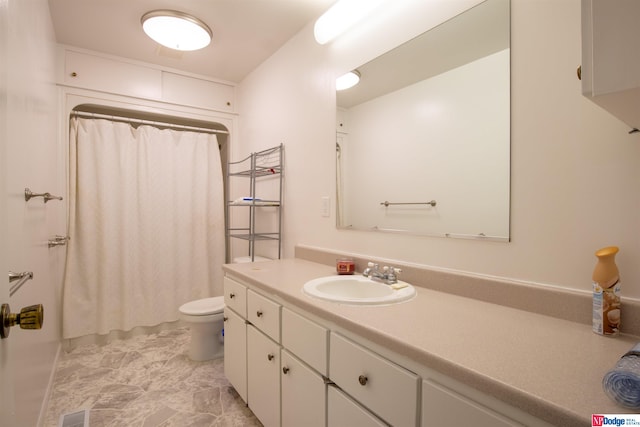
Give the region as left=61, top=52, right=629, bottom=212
left=43, top=328, right=261, bottom=427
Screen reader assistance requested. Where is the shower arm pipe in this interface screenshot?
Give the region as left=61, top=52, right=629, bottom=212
left=8, top=271, right=34, bottom=297
left=70, top=111, right=229, bottom=135
left=24, top=188, right=63, bottom=203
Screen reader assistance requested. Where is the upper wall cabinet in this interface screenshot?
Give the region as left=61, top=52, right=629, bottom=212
left=59, top=48, right=236, bottom=113
left=162, top=72, right=234, bottom=112
left=63, top=50, right=162, bottom=100
left=581, top=0, right=640, bottom=130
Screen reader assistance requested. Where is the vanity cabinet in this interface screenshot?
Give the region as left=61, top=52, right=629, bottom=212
left=581, top=0, right=640, bottom=129
left=223, top=275, right=330, bottom=427
left=223, top=272, right=545, bottom=427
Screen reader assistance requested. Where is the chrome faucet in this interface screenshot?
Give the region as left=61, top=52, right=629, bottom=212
left=362, top=262, right=402, bottom=285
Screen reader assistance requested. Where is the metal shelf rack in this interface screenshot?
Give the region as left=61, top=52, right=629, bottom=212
left=226, top=144, right=283, bottom=262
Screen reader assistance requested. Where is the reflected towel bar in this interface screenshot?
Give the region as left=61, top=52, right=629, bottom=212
left=8, top=271, right=34, bottom=297
left=24, top=188, right=63, bottom=203
left=48, top=235, right=70, bottom=248
left=380, top=200, right=437, bottom=207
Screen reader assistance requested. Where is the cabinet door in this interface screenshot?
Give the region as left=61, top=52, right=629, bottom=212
left=581, top=0, right=640, bottom=128
left=247, top=325, right=281, bottom=427
left=281, top=350, right=326, bottom=427
left=328, top=385, right=388, bottom=427
left=223, top=308, right=247, bottom=403
left=162, top=72, right=235, bottom=112
left=64, top=50, right=162, bottom=99
left=422, top=379, right=523, bottom=427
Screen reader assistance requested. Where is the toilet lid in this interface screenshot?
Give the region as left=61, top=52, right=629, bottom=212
left=179, top=296, right=225, bottom=315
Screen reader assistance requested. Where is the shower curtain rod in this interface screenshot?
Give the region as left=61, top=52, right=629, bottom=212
left=70, top=111, right=229, bottom=135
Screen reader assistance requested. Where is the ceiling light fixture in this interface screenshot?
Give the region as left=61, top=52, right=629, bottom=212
left=336, top=70, right=361, bottom=91
left=141, top=10, right=212, bottom=51
left=314, top=0, right=383, bottom=45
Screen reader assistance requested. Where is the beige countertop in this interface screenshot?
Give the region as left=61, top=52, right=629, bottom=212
left=223, top=258, right=640, bottom=427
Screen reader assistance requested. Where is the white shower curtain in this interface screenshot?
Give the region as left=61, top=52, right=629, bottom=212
left=62, top=117, right=225, bottom=340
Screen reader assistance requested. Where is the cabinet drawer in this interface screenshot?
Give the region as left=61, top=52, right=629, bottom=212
left=328, top=385, right=388, bottom=427
left=282, top=308, right=328, bottom=375
left=248, top=290, right=281, bottom=342
left=224, top=276, right=247, bottom=318
left=422, top=379, right=523, bottom=427
left=330, top=332, right=419, bottom=427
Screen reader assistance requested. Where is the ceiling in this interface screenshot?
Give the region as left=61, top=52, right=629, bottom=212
left=48, top=0, right=337, bottom=83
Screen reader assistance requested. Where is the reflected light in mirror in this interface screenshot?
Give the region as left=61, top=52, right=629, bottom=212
left=314, top=0, right=383, bottom=45
left=336, top=70, right=361, bottom=91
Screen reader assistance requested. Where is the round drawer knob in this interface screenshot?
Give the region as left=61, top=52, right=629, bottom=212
left=267, top=353, right=275, bottom=361
left=256, top=310, right=263, bottom=317
left=358, top=375, right=368, bottom=386
left=223, top=316, right=228, bottom=322
left=282, top=366, right=290, bottom=374
left=229, top=293, right=235, bottom=299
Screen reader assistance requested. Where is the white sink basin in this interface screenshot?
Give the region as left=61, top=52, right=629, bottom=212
left=303, top=275, right=416, bottom=305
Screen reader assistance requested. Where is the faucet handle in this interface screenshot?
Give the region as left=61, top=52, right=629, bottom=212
left=388, top=266, right=402, bottom=276
left=367, top=262, right=377, bottom=268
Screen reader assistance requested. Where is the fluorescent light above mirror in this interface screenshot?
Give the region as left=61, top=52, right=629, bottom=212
left=141, top=10, right=212, bottom=51
left=336, top=70, right=361, bottom=90
left=314, top=0, right=383, bottom=45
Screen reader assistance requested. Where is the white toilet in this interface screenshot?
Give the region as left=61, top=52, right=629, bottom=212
left=179, top=296, right=225, bottom=361
left=179, top=256, right=271, bottom=361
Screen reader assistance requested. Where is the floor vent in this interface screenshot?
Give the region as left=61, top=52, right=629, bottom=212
left=58, top=409, right=90, bottom=427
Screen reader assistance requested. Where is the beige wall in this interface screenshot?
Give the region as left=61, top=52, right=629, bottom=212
left=238, top=0, right=640, bottom=298
left=5, top=0, right=63, bottom=425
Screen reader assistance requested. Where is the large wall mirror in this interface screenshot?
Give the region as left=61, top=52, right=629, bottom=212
left=336, top=0, right=510, bottom=241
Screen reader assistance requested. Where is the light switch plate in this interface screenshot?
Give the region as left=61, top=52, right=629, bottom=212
left=321, top=196, right=330, bottom=217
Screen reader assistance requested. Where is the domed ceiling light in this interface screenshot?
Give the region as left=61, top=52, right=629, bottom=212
left=141, top=10, right=212, bottom=51
left=336, top=70, right=361, bottom=91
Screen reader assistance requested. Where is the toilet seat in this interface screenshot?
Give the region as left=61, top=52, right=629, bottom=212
left=179, top=296, right=225, bottom=316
